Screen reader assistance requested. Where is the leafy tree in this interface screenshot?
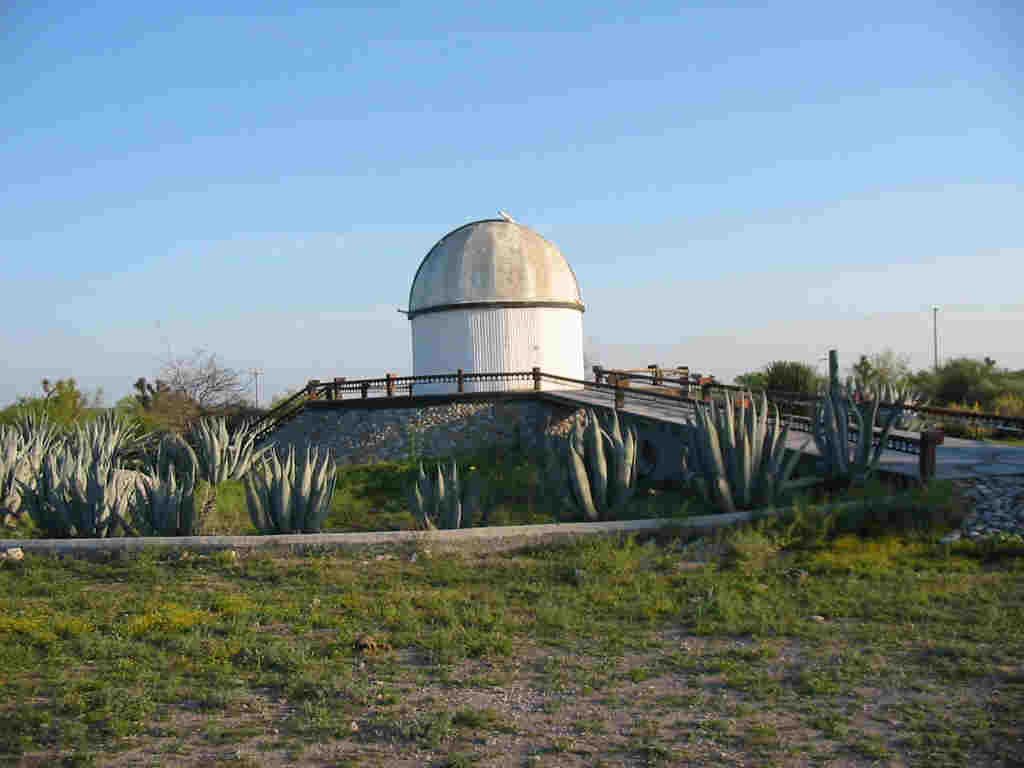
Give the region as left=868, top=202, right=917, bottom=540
left=762, top=361, right=822, bottom=395
left=905, top=357, right=1024, bottom=409
left=930, top=358, right=1003, bottom=407
left=848, top=348, right=912, bottom=392
left=0, top=378, right=102, bottom=429
left=733, top=371, right=768, bottom=391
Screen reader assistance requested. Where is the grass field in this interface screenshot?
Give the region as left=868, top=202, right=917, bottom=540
left=2, top=522, right=1022, bottom=766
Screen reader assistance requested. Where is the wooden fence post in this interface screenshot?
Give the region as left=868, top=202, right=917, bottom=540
left=615, top=380, right=624, bottom=410
left=360, top=382, right=368, bottom=399
left=385, top=373, right=395, bottom=397
left=532, top=367, right=542, bottom=392
left=919, top=429, right=944, bottom=483
left=457, top=368, right=464, bottom=393
left=332, top=377, right=346, bottom=400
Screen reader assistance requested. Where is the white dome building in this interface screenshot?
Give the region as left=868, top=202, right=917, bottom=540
left=408, top=218, right=585, bottom=392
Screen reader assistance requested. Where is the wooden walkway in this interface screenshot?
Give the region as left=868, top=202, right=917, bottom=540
left=542, top=388, right=1024, bottom=481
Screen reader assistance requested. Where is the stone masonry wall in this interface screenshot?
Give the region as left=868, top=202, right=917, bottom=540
left=269, top=399, right=574, bottom=465
left=267, top=396, right=692, bottom=483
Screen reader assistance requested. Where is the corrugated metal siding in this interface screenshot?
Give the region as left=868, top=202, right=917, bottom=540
left=411, top=307, right=583, bottom=393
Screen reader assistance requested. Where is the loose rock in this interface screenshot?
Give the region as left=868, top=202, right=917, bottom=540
left=954, top=475, right=1024, bottom=540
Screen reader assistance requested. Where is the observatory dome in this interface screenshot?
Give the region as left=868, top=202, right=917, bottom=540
left=408, top=219, right=585, bottom=391
left=408, top=220, right=584, bottom=317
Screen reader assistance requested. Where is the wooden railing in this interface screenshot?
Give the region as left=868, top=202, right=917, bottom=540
left=592, top=365, right=1024, bottom=435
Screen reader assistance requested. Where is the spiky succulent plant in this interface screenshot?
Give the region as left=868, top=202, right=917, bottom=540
left=813, top=351, right=904, bottom=488
left=191, top=417, right=270, bottom=484
left=14, top=411, right=62, bottom=456
left=190, top=417, right=274, bottom=522
left=8, top=413, right=65, bottom=516
left=18, top=442, right=137, bottom=538
left=683, top=391, right=814, bottom=513
left=0, top=426, right=24, bottom=523
left=245, top=445, right=337, bottom=533
left=72, top=412, right=141, bottom=466
left=557, top=409, right=638, bottom=522
left=135, top=434, right=201, bottom=536
left=152, top=432, right=199, bottom=484
left=135, top=464, right=198, bottom=536
left=409, top=459, right=483, bottom=529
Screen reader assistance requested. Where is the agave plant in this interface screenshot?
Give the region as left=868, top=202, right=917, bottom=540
left=245, top=445, right=337, bottom=533
left=409, top=459, right=484, bottom=529
left=72, top=412, right=141, bottom=466
left=555, top=409, right=638, bottom=522
left=135, top=464, right=198, bottom=536
left=134, top=434, right=201, bottom=536
left=18, top=442, right=137, bottom=538
left=682, top=391, right=815, bottom=513
left=191, top=417, right=274, bottom=521
left=7, top=413, right=66, bottom=518
left=14, top=411, right=63, bottom=456
left=152, top=432, right=199, bottom=483
left=0, top=426, right=25, bottom=524
left=813, top=352, right=904, bottom=488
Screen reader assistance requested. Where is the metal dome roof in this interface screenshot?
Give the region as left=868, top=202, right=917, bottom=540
left=408, top=219, right=584, bottom=318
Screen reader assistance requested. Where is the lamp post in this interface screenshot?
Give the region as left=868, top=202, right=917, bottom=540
left=931, top=306, right=940, bottom=373
left=251, top=368, right=263, bottom=409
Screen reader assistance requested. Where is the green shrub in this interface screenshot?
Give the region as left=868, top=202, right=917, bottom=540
left=929, top=358, right=1002, bottom=407
left=762, top=361, right=822, bottom=395
left=993, top=393, right=1024, bottom=418
left=723, top=527, right=780, bottom=572
left=939, top=402, right=996, bottom=439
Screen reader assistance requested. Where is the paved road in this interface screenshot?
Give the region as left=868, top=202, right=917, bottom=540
left=542, top=387, right=1024, bottom=481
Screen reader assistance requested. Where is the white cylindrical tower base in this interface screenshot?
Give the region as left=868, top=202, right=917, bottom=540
left=412, top=306, right=583, bottom=394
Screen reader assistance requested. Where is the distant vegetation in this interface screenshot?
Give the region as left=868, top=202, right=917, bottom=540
left=735, top=349, right=1024, bottom=417
left=735, top=360, right=822, bottom=396
left=0, top=349, right=257, bottom=435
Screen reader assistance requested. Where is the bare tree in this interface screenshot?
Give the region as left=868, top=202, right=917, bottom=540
left=160, top=350, right=247, bottom=411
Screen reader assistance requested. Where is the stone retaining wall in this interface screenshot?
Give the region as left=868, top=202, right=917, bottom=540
left=269, top=399, right=575, bottom=465
left=268, top=395, right=693, bottom=484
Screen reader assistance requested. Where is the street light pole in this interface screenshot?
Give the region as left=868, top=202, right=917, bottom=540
left=931, top=306, right=940, bottom=373
left=250, top=368, right=263, bottom=409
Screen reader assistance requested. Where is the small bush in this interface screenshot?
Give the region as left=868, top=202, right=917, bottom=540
left=762, top=361, right=822, bottom=395
left=723, top=528, right=780, bottom=572
left=992, top=392, right=1024, bottom=418
left=939, top=403, right=996, bottom=439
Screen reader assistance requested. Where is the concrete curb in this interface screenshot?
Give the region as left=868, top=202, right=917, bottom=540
left=0, top=496, right=904, bottom=558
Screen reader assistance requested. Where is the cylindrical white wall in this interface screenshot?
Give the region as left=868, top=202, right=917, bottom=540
left=411, top=306, right=583, bottom=393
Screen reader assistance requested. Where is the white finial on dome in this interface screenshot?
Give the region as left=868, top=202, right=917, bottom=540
left=498, top=209, right=516, bottom=222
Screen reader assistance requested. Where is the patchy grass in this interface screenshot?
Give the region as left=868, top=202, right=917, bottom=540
left=1, top=529, right=1022, bottom=766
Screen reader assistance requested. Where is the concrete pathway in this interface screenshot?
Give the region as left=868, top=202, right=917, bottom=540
left=542, top=388, right=1024, bottom=481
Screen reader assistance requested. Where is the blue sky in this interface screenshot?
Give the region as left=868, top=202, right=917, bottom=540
left=2, top=1, right=1021, bottom=404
